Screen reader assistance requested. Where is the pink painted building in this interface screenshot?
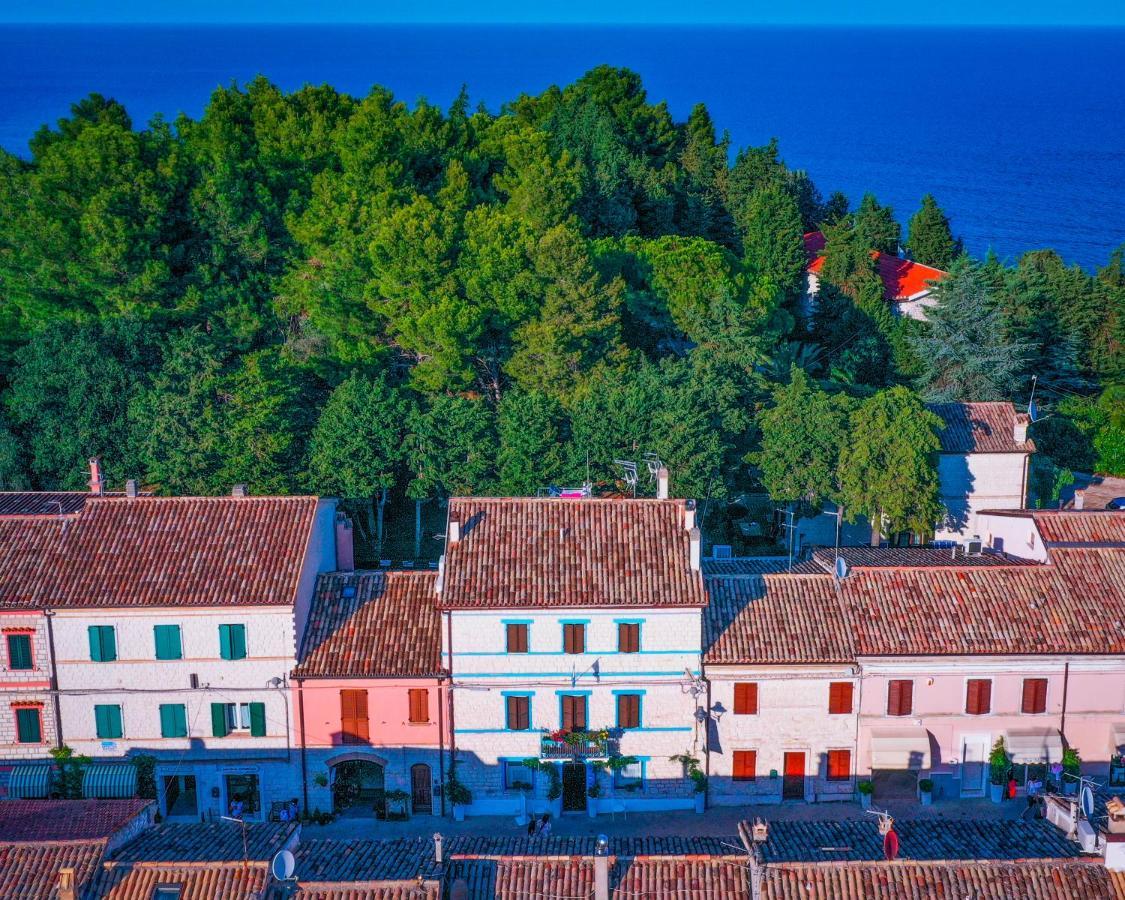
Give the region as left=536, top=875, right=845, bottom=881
left=292, top=570, right=449, bottom=818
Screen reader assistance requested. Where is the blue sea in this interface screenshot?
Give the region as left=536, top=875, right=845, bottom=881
left=0, top=25, right=1122, bottom=269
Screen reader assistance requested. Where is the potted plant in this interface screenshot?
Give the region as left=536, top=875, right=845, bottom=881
left=857, top=780, right=874, bottom=809
left=1061, top=748, right=1081, bottom=795
left=384, top=789, right=410, bottom=820
left=918, top=778, right=934, bottom=806
left=989, top=738, right=1010, bottom=803
left=446, top=768, right=472, bottom=822
left=670, top=753, right=707, bottom=813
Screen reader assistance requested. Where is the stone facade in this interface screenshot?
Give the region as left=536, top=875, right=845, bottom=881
left=0, top=611, right=58, bottom=765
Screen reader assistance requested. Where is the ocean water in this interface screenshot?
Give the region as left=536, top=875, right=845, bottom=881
left=0, top=24, right=1122, bottom=269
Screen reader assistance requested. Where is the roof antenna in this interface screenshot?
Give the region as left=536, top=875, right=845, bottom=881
left=614, top=460, right=638, bottom=497
left=643, top=452, right=664, bottom=484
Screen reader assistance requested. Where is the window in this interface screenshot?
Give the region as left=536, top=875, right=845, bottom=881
left=224, top=773, right=260, bottom=816
left=561, top=694, right=588, bottom=730
left=153, top=887, right=183, bottom=900
left=614, top=759, right=643, bottom=789
left=506, top=623, right=529, bottom=654
left=563, top=623, right=586, bottom=655
left=506, top=695, right=530, bottom=731
left=159, top=704, right=188, bottom=738
left=504, top=760, right=533, bottom=790
left=827, top=749, right=852, bottom=781
left=887, top=680, right=913, bottom=717
left=15, top=706, right=41, bottom=743
left=218, top=624, right=247, bottom=660
left=94, top=704, right=123, bottom=739
left=733, top=683, right=758, bottom=715
left=408, top=689, right=429, bottom=724
left=6, top=633, right=32, bottom=671
left=965, top=679, right=992, bottom=715
left=733, top=750, right=757, bottom=781
left=340, top=690, right=369, bottom=744
left=828, top=682, right=854, bottom=714
left=211, top=702, right=265, bottom=737
left=87, top=625, right=116, bottom=662
left=153, top=625, right=182, bottom=661
left=1022, top=678, right=1048, bottom=715
left=617, top=622, right=640, bottom=653
left=616, top=693, right=641, bottom=729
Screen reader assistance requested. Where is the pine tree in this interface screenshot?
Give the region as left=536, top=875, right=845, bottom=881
left=905, top=194, right=958, bottom=269
left=736, top=181, right=807, bottom=298
left=853, top=193, right=901, bottom=255
left=497, top=389, right=568, bottom=494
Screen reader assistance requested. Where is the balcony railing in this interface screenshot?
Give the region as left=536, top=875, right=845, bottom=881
left=539, top=729, right=614, bottom=760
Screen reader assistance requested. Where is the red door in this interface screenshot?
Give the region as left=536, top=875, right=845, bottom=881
left=783, top=752, right=805, bottom=800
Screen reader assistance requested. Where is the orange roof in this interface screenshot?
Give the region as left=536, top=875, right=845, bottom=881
left=804, top=231, right=948, bottom=301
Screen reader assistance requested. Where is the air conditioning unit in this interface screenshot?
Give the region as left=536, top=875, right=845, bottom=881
left=712, top=545, right=733, bottom=559
left=962, top=535, right=983, bottom=556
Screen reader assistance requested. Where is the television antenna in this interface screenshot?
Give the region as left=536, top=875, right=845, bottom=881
left=614, top=460, right=639, bottom=496
left=643, top=453, right=664, bottom=483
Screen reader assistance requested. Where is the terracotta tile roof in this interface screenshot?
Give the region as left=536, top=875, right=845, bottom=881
left=809, top=546, right=1039, bottom=570
left=441, top=498, right=707, bottom=609
left=88, top=861, right=269, bottom=899
left=293, top=885, right=440, bottom=900
left=984, top=510, right=1125, bottom=545
left=0, top=799, right=152, bottom=842
left=111, top=822, right=296, bottom=863
left=291, top=838, right=441, bottom=884
left=294, top=572, right=442, bottom=679
left=0, top=492, right=91, bottom=517
left=705, top=545, right=1125, bottom=664
left=927, top=401, right=1035, bottom=454
left=760, top=858, right=1114, bottom=900
left=752, top=819, right=1078, bottom=864
left=701, top=557, right=791, bottom=576
left=1111, top=869, right=1125, bottom=899
left=1066, top=474, right=1125, bottom=510
left=42, top=496, right=321, bottom=609
left=804, top=231, right=948, bottom=301
left=445, top=835, right=738, bottom=857
left=0, top=518, right=66, bottom=608
left=0, top=841, right=105, bottom=900
left=612, top=857, right=749, bottom=899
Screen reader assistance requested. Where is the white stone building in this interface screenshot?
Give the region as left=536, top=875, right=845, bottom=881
left=438, top=481, right=710, bottom=816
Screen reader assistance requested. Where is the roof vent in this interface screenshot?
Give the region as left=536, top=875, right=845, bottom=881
left=656, top=467, right=670, bottom=500
left=231, top=484, right=248, bottom=497
left=125, top=479, right=139, bottom=499
left=448, top=520, right=461, bottom=544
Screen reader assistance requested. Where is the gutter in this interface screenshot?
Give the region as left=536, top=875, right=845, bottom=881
left=297, top=677, right=309, bottom=814
left=43, top=609, right=63, bottom=748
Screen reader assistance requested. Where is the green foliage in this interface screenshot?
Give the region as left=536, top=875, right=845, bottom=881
left=989, top=737, right=1010, bottom=785
left=838, top=387, right=944, bottom=539
left=496, top=389, right=568, bottom=494
left=407, top=394, right=496, bottom=499
left=906, top=194, right=959, bottom=269
left=132, top=754, right=157, bottom=800
left=857, top=779, right=874, bottom=795
left=852, top=193, right=900, bottom=255
left=735, top=180, right=807, bottom=299
left=1062, top=747, right=1081, bottom=775
left=49, top=745, right=92, bottom=800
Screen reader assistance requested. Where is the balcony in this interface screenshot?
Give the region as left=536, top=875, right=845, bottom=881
left=539, top=728, right=615, bottom=761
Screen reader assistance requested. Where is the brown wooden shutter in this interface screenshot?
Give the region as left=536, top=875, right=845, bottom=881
left=827, top=749, right=851, bottom=781
left=887, top=680, right=913, bottom=716
left=507, top=695, right=529, bottom=731
left=617, top=694, right=640, bottom=728
left=966, top=679, right=992, bottom=715
left=828, top=682, right=853, bottom=714
left=733, top=750, right=757, bottom=781
left=618, top=623, right=640, bottom=653
left=564, top=624, right=585, bottom=654
left=507, top=624, right=528, bottom=653
left=1022, top=678, right=1047, bottom=714
left=354, top=689, right=369, bottom=742
left=341, top=690, right=365, bottom=744
left=562, top=695, right=587, bottom=730
left=733, top=683, right=759, bottom=715
left=409, top=689, right=429, bottom=723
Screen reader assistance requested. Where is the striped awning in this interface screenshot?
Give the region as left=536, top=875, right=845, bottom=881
left=870, top=727, right=932, bottom=770
left=8, top=763, right=52, bottom=799
left=82, top=764, right=137, bottom=799
left=1005, top=728, right=1064, bottom=765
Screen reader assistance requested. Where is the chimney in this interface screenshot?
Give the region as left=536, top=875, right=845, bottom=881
left=1073, top=489, right=1085, bottom=511
left=125, top=479, right=138, bottom=499
left=58, top=868, right=76, bottom=900
left=684, top=499, right=696, bottom=531
left=689, top=527, right=701, bottom=571
left=656, top=467, right=670, bottom=500
left=448, top=520, right=461, bottom=545
left=87, top=457, right=104, bottom=495
left=231, top=484, right=248, bottom=498
left=1106, top=834, right=1125, bottom=871
left=593, top=834, right=610, bottom=900
left=1013, top=412, right=1030, bottom=444
left=335, top=512, right=355, bottom=572
left=435, top=555, right=445, bottom=594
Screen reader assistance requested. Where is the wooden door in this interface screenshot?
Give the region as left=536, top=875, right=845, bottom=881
left=783, top=752, right=805, bottom=800
left=960, top=736, right=988, bottom=798
left=562, top=762, right=587, bottom=812
left=411, top=764, right=433, bottom=814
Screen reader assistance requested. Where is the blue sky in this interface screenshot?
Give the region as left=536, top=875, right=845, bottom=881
left=1, top=0, right=1121, bottom=26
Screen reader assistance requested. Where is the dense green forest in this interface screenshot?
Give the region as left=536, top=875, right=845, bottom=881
left=0, top=67, right=1122, bottom=539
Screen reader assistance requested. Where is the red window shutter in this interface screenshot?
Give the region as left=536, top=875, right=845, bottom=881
left=617, top=694, right=640, bottom=728
left=507, top=696, right=529, bottom=731
left=733, top=750, right=757, bottom=781
left=733, top=683, right=758, bottom=715
left=827, top=749, right=851, bottom=781
left=1022, top=678, right=1047, bottom=714
left=506, top=624, right=528, bottom=653
left=563, top=695, right=587, bottom=730
left=887, top=680, right=912, bottom=716
left=355, top=690, right=369, bottom=742
left=409, top=689, right=429, bottom=724
left=564, top=624, right=585, bottom=655
left=967, top=679, right=991, bottom=715
left=829, top=682, right=853, bottom=714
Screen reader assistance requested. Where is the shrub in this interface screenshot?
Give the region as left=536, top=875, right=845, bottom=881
left=857, top=780, right=874, bottom=796
left=918, top=778, right=934, bottom=793
left=989, top=737, right=1010, bottom=785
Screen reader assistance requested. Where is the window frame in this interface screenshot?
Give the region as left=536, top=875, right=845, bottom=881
left=965, top=678, right=993, bottom=716
left=559, top=692, right=589, bottom=731
left=14, top=706, right=42, bottom=744
left=886, top=679, right=914, bottom=717
left=826, top=748, right=852, bottom=782
left=828, top=682, right=854, bottom=715
left=616, top=621, right=642, bottom=654
left=615, top=692, right=642, bottom=729
left=613, top=759, right=644, bottom=789
left=1021, top=678, right=1048, bottom=715
left=503, top=759, right=534, bottom=790
left=5, top=632, right=33, bottom=671
left=732, top=749, right=757, bottom=782
left=562, top=621, right=587, bottom=655
left=505, top=622, right=530, bottom=654
left=94, top=703, right=124, bottom=740
left=733, top=682, right=759, bottom=715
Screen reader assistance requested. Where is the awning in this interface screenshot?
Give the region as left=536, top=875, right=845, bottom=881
left=7, top=763, right=51, bottom=799
left=870, top=727, right=932, bottom=770
left=1004, top=728, right=1064, bottom=765
left=1112, top=722, right=1125, bottom=755
left=82, top=764, right=137, bottom=799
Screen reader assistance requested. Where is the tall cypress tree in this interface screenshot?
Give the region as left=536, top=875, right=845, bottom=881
left=852, top=193, right=901, bottom=255
left=906, top=194, right=959, bottom=269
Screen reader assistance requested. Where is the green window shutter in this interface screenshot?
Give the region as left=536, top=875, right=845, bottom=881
left=218, top=625, right=231, bottom=660
left=16, top=708, right=40, bottom=743
left=160, top=704, right=187, bottom=738
left=248, top=702, right=266, bottom=737
left=211, top=703, right=228, bottom=737
left=8, top=634, right=32, bottom=670
left=88, top=626, right=102, bottom=661
left=94, top=704, right=122, bottom=739
left=154, top=625, right=182, bottom=660
left=219, top=625, right=246, bottom=660
left=88, top=626, right=116, bottom=662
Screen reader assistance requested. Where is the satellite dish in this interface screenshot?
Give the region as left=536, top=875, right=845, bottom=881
left=271, top=849, right=295, bottom=881
left=1080, top=785, right=1095, bottom=819
left=834, top=557, right=850, bottom=581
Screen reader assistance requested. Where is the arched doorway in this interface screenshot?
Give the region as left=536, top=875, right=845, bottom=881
left=331, top=758, right=385, bottom=818
left=411, top=763, right=433, bottom=814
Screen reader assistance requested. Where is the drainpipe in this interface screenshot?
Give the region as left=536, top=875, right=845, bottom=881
left=703, top=671, right=712, bottom=809
left=438, top=674, right=447, bottom=816
left=445, top=610, right=457, bottom=817
left=296, top=677, right=309, bottom=814
left=1060, top=661, right=1070, bottom=739
left=852, top=665, right=863, bottom=799
left=43, top=610, right=63, bottom=748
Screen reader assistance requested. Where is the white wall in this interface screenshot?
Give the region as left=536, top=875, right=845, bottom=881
left=976, top=512, right=1047, bottom=561
left=292, top=499, right=339, bottom=642
left=936, top=453, right=1029, bottom=541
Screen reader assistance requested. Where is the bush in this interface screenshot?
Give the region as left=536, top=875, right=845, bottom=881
left=918, top=778, right=934, bottom=793
left=989, top=737, right=1010, bottom=786
left=857, top=780, right=874, bottom=796
left=1062, top=747, right=1081, bottom=776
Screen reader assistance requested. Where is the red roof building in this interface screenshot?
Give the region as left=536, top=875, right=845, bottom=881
left=804, top=230, right=948, bottom=303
